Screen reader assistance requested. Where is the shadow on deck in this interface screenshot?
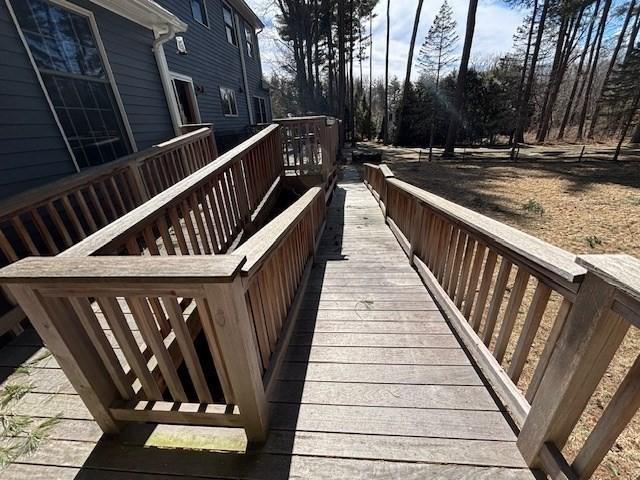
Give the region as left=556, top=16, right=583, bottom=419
left=0, top=167, right=540, bottom=479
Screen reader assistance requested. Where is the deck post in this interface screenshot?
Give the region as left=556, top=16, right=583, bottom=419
left=8, top=285, right=121, bottom=433
left=407, top=197, right=422, bottom=265
left=517, top=272, right=629, bottom=468
left=128, top=164, right=151, bottom=204
left=202, top=274, right=269, bottom=444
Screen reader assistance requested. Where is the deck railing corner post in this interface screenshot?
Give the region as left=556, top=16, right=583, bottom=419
left=517, top=270, right=626, bottom=469
left=202, top=273, right=269, bottom=444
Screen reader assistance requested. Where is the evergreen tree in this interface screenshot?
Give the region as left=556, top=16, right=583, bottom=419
left=416, top=0, right=458, bottom=158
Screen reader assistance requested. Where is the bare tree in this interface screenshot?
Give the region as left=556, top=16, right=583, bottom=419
left=416, top=0, right=458, bottom=159
left=383, top=0, right=390, bottom=143
left=443, top=0, right=479, bottom=155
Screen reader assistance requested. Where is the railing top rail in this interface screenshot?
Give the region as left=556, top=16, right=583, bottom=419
left=0, top=255, right=244, bottom=284
left=578, top=254, right=640, bottom=307
left=61, top=124, right=280, bottom=257
left=386, top=176, right=586, bottom=286
left=0, top=128, right=212, bottom=219
left=233, top=187, right=322, bottom=277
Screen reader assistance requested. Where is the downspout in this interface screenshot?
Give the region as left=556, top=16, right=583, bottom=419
left=153, top=25, right=182, bottom=136
left=235, top=14, right=255, bottom=125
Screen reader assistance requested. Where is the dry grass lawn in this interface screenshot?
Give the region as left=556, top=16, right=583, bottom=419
left=356, top=142, right=640, bottom=480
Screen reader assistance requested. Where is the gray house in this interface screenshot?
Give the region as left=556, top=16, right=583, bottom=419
left=0, top=0, right=271, bottom=199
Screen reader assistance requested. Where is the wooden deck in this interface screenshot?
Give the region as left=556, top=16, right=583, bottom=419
left=0, top=167, right=537, bottom=479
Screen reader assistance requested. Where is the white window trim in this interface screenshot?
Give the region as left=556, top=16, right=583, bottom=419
left=190, top=0, right=210, bottom=28
left=220, top=87, right=239, bottom=117
left=253, top=96, right=267, bottom=123
left=222, top=3, right=238, bottom=48
left=6, top=0, right=139, bottom=170
left=169, top=71, right=202, bottom=125
left=244, top=22, right=254, bottom=59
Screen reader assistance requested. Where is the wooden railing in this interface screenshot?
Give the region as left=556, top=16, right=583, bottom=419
left=364, top=163, right=639, bottom=480
left=0, top=184, right=327, bottom=443
left=274, top=116, right=339, bottom=181
left=0, top=128, right=217, bottom=337
left=62, top=125, right=283, bottom=258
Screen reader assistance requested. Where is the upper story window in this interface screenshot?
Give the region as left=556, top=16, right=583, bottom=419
left=244, top=23, right=254, bottom=58
left=222, top=5, right=237, bottom=46
left=220, top=87, right=238, bottom=116
left=191, top=0, right=209, bottom=26
left=11, top=0, right=130, bottom=168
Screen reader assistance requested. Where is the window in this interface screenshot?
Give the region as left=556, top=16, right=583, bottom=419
left=11, top=0, right=130, bottom=168
left=171, top=74, right=200, bottom=125
left=222, top=5, right=237, bottom=46
left=254, top=97, right=267, bottom=123
left=191, top=0, right=208, bottom=26
left=220, top=87, right=238, bottom=116
left=244, top=23, right=254, bottom=58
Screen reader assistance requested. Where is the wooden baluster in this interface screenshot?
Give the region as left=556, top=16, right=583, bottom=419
left=11, top=216, right=39, bottom=255
left=526, top=298, right=571, bottom=402
left=470, top=249, right=497, bottom=330
left=246, top=283, right=271, bottom=369
left=97, top=297, right=163, bottom=400
left=197, top=189, right=221, bottom=254
left=61, top=195, right=86, bottom=239
left=572, top=354, right=640, bottom=479
left=97, top=181, right=118, bottom=221
left=482, top=258, right=513, bottom=345
left=127, top=297, right=187, bottom=402
left=68, top=297, right=133, bottom=399
left=447, top=231, right=467, bottom=295
left=46, top=201, right=73, bottom=247
left=454, top=238, right=476, bottom=307
left=127, top=164, right=150, bottom=204
left=156, top=216, right=177, bottom=255
left=517, top=273, right=630, bottom=466
left=179, top=202, right=202, bottom=254
left=109, top=177, right=128, bottom=216
left=74, top=191, right=98, bottom=233
left=31, top=209, right=59, bottom=255
left=189, top=194, right=211, bottom=254
left=87, top=184, right=109, bottom=226
left=206, top=183, right=228, bottom=250
left=494, top=268, right=530, bottom=362
left=168, top=207, right=190, bottom=255
left=508, top=281, right=552, bottom=383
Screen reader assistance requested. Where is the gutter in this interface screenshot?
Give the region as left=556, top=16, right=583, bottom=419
left=153, top=25, right=182, bottom=136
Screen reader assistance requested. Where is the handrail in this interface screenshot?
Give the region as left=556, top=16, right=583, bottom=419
left=0, top=127, right=217, bottom=337
left=62, top=124, right=282, bottom=257
left=364, top=163, right=639, bottom=480
left=234, top=187, right=322, bottom=277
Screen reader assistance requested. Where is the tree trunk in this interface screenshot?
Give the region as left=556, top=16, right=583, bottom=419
left=383, top=0, right=390, bottom=144
left=558, top=0, right=601, bottom=139
left=338, top=0, right=346, bottom=128
left=625, top=7, right=640, bottom=63
left=512, top=0, right=550, bottom=149
left=576, top=0, right=612, bottom=140
left=588, top=0, right=636, bottom=138
left=614, top=88, right=640, bottom=160
left=513, top=0, right=539, bottom=145
left=395, top=0, right=425, bottom=145
left=536, top=13, right=570, bottom=142
left=368, top=13, right=373, bottom=140
left=443, top=0, right=478, bottom=155
left=349, top=0, right=355, bottom=142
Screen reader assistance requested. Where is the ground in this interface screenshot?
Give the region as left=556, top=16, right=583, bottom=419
left=356, top=142, right=640, bottom=480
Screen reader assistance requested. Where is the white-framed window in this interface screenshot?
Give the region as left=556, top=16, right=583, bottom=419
left=190, top=0, right=208, bottom=27
left=253, top=97, right=267, bottom=123
left=244, top=22, right=254, bottom=58
left=170, top=72, right=201, bottom=125
left=222, top=5, right=237, bottom=46
left=220, top=87, right=238, bottom=116
left=9, top=0, right=135, bottom=168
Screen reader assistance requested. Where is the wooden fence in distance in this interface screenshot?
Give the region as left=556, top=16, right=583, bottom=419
left=364, top=163, right=639, bottom=480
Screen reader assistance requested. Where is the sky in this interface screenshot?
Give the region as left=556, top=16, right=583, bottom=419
left=248, top=0, right=528, bottom=81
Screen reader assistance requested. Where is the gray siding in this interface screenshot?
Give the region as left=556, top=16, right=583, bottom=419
left=240, top=20, right=272, bottom=121
left=0, top=1, right=77, bottom=199
left=70, top=0, right=175, bottom=150
left=157, top=0, right=271, bottom=147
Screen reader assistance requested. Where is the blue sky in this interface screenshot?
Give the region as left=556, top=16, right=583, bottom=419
left=248, top=0, right=527, bottom=80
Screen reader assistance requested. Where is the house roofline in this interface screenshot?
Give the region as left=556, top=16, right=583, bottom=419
left=90, top=0, right=188, bottom=33
left=227, top=0, right=264, bottom=30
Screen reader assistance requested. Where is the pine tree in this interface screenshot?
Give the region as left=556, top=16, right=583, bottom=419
left=416, top=0, right=458, bottom=159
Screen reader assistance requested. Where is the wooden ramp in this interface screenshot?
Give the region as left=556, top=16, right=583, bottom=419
left=0, top=167, right=537, bottom=479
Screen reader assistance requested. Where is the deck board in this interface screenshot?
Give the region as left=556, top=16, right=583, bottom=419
left=0, top=167, right=537, bottom=479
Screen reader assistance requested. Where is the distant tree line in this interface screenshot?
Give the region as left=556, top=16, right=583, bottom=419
left=270, top=0, right=640, bottom=157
